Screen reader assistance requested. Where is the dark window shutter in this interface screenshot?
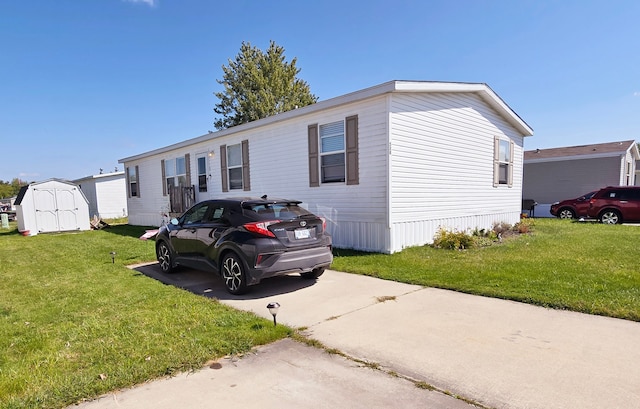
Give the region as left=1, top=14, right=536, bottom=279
left=241, top=140, right=250, bottom=191
left=126, top=167, right=131, bottom=198
left=492, top=137, right=499, bottom=187
left=220, top=145, right=228, bottom=193
left=161, top=160, right=166, bottom=196
left=135, top=165, right=140, bottom=198
left=345, top=115, right=359, bottom=185
left=185, top=153, right=191, bottom=187
left=308, top=124, right=319, bottom=187
left=508, top=140, right=514, bottom=187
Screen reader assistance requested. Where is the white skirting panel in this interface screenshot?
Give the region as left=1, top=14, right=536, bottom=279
left=390, top=211, right=521, bottom=253
left=129, top=213, right=166, bottom=227
left=329, top=220, right=390, bottom=254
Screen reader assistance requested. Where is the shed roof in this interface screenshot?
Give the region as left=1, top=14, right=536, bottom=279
left=14, top=178, right=86, bottom=205
left=119, top=80, right=534, bottom=163
left=524, top=140, right=639, bottom=163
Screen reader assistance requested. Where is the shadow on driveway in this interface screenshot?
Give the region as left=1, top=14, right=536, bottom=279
left=130, top=262, right=318, bottom=301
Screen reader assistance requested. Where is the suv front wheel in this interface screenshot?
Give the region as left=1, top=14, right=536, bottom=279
left=558, top=208, right=576, bottom=219
left=599, top=209, right=622, bottom=225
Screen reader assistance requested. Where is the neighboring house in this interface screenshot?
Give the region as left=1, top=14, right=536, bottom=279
left=523, top=140, right=640, bottom=216
left=73, top=171, right=128, bottom=219
left=119, top=80, right=533, bottom=253
left=14, top=179, right=91, bottom=235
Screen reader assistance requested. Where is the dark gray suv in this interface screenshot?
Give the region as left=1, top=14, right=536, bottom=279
left=155, top=197, right=333, bottom=294
left=587, top=186, right=640, bottom=224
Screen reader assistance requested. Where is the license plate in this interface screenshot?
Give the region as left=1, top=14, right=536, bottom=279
left=294, top=229, right=311, bottom=239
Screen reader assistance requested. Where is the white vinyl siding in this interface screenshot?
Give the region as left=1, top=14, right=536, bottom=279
left=387, top=92, right=524, bottom=250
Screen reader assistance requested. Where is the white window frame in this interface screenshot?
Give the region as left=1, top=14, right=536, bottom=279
left=494, top=136, right=514, bottom=187
left=227, top=143, right=243, bottom=190
left=126, top=166, right=138, bottom=197
left=319, top=120, right=346, bottom=183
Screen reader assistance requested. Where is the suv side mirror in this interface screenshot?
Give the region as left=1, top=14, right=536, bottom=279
left=170, top=218, right=179, bottom=226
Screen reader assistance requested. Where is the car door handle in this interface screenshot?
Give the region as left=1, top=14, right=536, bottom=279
left=189, top=228, right=197, bottom=233
left=620, top=201, right=628, bottom=203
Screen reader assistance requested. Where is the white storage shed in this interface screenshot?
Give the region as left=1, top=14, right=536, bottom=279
left=15, top=179, right=91, bottom=235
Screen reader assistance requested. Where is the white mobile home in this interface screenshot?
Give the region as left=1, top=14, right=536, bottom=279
left=73, top=171, right=128, bottom=219
left=119, top=81, right=533, bottom=253
left=15, top=179, right=91, bottom=235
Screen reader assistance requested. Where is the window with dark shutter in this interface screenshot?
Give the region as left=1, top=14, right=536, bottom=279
left=319, top=121, right=345, bottom=183
left=308, top=124, right=319, bottom=187
left=161, top=159, right=166, bottom=196
left=126, top=166, right=139, bottom=197
left=242, top=140, right=250, bottom=191
left=220, top=145, right=228, bottom=192
left=185, top=153, right=191, bottom=188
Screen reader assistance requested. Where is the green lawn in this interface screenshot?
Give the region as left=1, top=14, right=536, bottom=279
left=332, top=218, right=640, bottom=321
left=1, top=218, right=639, bottom=408
left=0, top=224, right=290, bottom=409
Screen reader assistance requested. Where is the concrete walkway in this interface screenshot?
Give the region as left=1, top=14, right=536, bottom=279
left=75, top=266, right=640, bottom=409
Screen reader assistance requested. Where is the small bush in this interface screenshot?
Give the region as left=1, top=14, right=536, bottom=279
left=514, top=218, right=535, bottom=234
left=432, top=227, right=475, bottom=250
left=492, top=221, right=512, bottom=235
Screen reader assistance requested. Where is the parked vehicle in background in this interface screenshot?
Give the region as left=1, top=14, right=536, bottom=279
left=550, top=191, right=598, bottom=219
left=155, top=197, right=333, bottom=294
left=587, top=186, right=640, bottom=224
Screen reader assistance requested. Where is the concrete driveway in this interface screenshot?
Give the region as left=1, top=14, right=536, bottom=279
left=76, top=264, right=640, bottom=409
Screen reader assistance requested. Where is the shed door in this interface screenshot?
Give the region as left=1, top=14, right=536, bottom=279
left=34, top=188, right=80, bottom=232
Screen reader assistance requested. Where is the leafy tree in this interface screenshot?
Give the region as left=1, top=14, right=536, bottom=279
left=0, top=178, right=27, bottom=199
left=213, top=40, right=318, bottom=130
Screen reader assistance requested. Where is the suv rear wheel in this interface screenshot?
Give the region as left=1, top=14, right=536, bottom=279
left=221, top=253, right=248, bottom=295
left=599, top=209, right=622, bottom=225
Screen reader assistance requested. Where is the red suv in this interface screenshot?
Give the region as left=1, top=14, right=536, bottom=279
left=587, top=186, right=640, bottom=224
left=550, top=191, right=597, bottom=219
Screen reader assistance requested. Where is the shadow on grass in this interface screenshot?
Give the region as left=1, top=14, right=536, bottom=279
left=0, top=228, right=20, bottom=236
left=100, top=224, right=158, bottom=239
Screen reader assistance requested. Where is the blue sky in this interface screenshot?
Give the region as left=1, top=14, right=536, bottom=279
left=1, top=0, right=639, bottom=182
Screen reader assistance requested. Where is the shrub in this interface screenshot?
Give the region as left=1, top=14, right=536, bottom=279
left=514, top=217, right=535, bottom=234
left=492, top=221, right=512, bottom=235
left=432, top=227, right=475, bottom=250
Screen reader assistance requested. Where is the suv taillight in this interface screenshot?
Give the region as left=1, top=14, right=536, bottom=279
left=244, top=220, right=280, bottom=237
